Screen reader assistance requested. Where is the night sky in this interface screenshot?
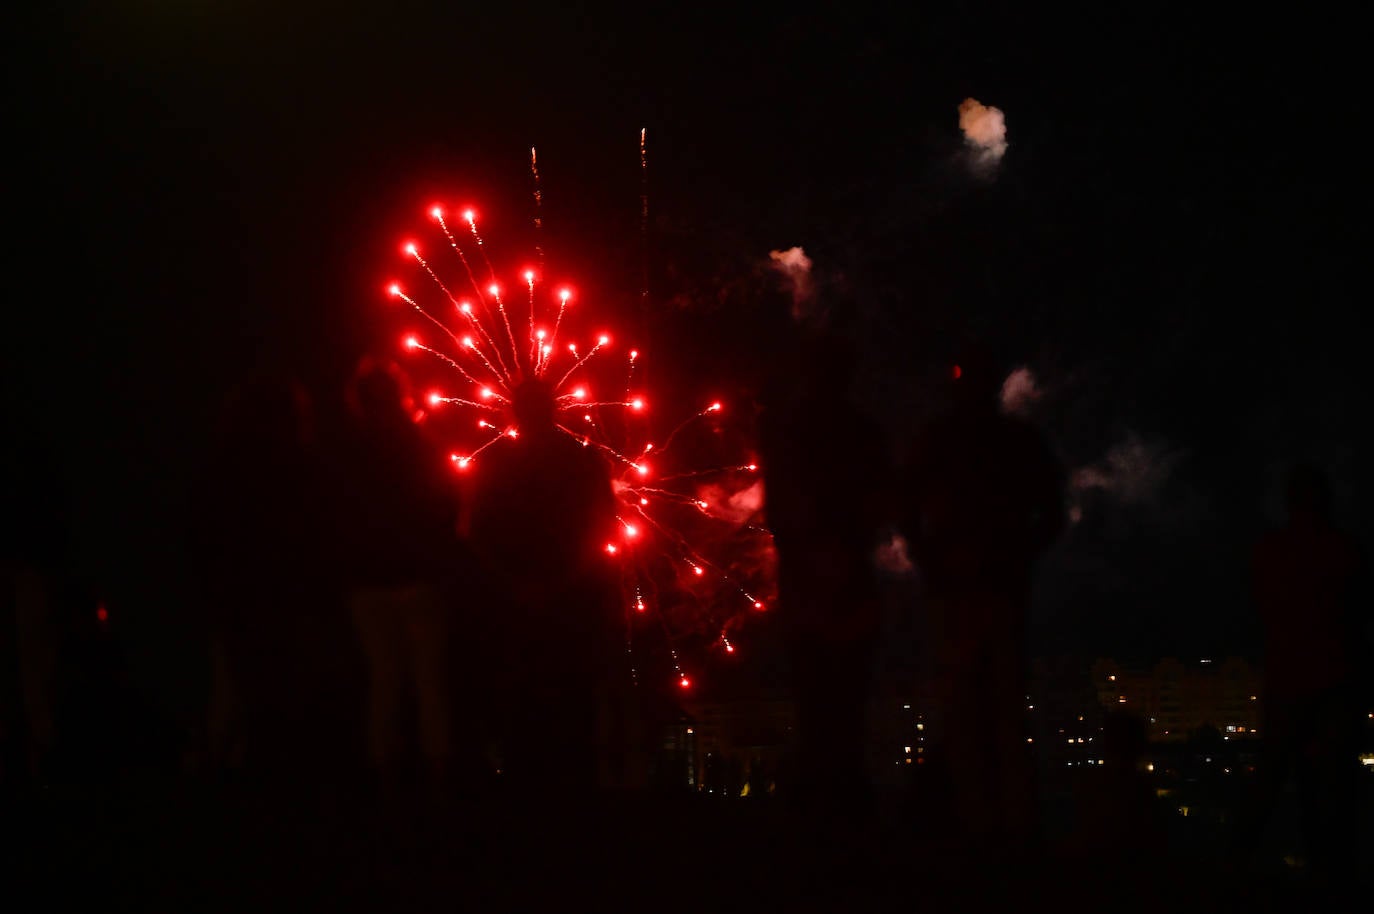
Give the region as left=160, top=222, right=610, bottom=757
left=6, top=3, right=1362, bottom=693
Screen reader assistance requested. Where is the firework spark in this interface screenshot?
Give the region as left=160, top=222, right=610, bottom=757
left=386, top=199, right=773, bottom=688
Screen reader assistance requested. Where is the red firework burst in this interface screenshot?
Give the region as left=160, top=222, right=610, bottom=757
left=385, top=174, right=773, bottom=689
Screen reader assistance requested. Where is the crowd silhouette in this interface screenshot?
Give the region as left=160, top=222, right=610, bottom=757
left=756, top=302, right=887, bottom=834
left=192, top=372, right=342, bottom=782
left=895, top=341, right=1067, bottom=850
left=462, top=376, right=628, bottom=798
left=4, top=323, right=1371, bottom=910
left=1241, top=462, right=1368, bottom=897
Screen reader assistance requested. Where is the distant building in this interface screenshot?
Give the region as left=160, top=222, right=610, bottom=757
left=655, top=711, right=698, bottom=790
left=1028, top=655, right=1106, bottom=769
left=1091, top=657, right=1260, bottom=742
left=863, top=668, right=929, bottom=788
left=678, top=697, right=796, bottom=796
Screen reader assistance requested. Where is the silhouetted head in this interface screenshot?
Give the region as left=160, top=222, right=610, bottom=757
left=947, top=339, right=1002, bottom=411
left=512, top=377, right=558, bottom=438
left=1283, top=462, right=1331, bottom=525
left=1101, top=709, right=1148, bottom=764
left=221, top=372, right=312, bottom=451
left=347, top=355, right=413, bottom=426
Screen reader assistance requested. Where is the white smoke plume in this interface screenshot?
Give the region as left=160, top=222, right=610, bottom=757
left=697, top=479, right=765, bottom=526
left=958, top=97, right=1008, bottom=168
left=999, top=365, right=1041, bottom=417
left=768, top=246, right=815, bottom=321
left=1070, top=432, right=1182, bottom=522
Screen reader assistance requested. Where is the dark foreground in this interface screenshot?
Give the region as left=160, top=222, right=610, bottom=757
left=11, top=775, right=1371, bottom=913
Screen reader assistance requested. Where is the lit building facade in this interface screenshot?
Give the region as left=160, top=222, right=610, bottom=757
left=1091, top=657, right=1261, bottom=742
left=679, top=697, right=797, bottom=796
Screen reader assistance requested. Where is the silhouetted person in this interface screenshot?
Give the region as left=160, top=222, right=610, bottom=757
left=1066, top=710, right=1166, bottom=863
left=896, top=344, right=1066, bottom=849
left=757, top=319, right=887, bottom=829
left=191, top=373, right=349, bottom=786
left=1244, top=463, right=1367, bottom=894
left=1, top=414, right=70, bottom=789
left=339, top=356, right=464, bottom=801
left=463, top=377, right=621, bottom=798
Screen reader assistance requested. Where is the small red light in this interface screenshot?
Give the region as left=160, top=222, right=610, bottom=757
left=679, top=676, right=690, bottom=689
left=951, top=364, right=962, bottom=380
left=96, top=606, right=108, bottom=623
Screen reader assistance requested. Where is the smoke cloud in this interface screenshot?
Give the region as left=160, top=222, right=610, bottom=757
left=768, top=246, right=815, bottom=321
left=697, top=479, right=765, bottom=526
left=958, top=97, right=1008, bottom=168
left=999, top=365, right=1041, bottom=417
left=1070, top=432, right=1182, bottom=522
left=873, top=530, right=914, bottom=576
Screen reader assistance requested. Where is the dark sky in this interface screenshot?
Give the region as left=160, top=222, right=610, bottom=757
left=6, top=3, right=1362, bottom=674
